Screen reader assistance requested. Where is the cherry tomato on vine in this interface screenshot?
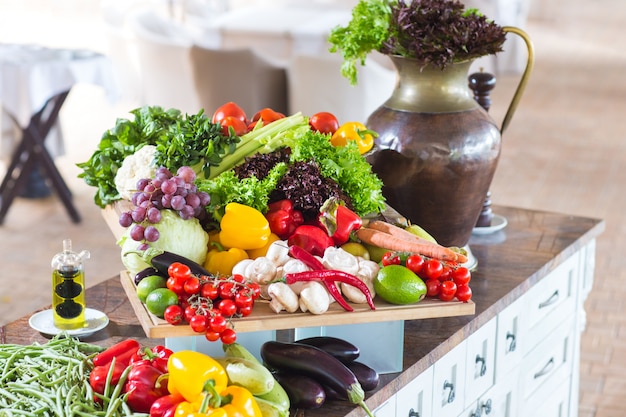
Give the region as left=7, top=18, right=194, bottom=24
left=235, top=292, right=254, bottom=310
left=452, top=267, right=472, bottom=286
left=238, top=304, right=253, bottom=317
left=218, top=299, right=238, bottom=317
left=381, top=251, right=401, bottom=266
left=425, top=279, right=441, bottom=298
left=220, top=328, right=237, bottom=344
left=200, top=282, right=219, bottom=300
left=166, top=275, right=187, bottom=296
left=205, top=331, right=221, bottom=342
left=189, top=315, right=208, bottom=333
left=423, top=259, right=444, bottom=280
left=212, top=102, right=247, bottom=125
left=439, top=266, right=452, bottom=281
left=163, top=304, right=184, bottom=325
left=168, top=262, right=191, bottom=281
left=184, top=305, right=197, bottom=323
left=219, top=282, right=236, bottom=299
left=251, top=108, right=285, bottom=124
left=220, top=116, right=248, bottom=136
left=183, top=276, right=201, bottom=295
left=309, top=112, right=340, bottom=135
left=406, top=254, right=425, bottom=275
left=209, top=315, right=228, bottom=333
left=455, top=284, right=472, bottom=302
left=439, top=280, right=457, bottom=302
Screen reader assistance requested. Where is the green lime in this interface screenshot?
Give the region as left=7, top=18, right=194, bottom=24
left=374, top=265, right=427, bottom=305
left=136, top=275, right=167, bottom=303
left=145, top=288, right=179, bottom=318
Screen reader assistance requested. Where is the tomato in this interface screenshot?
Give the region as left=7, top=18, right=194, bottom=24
left=189, top=314, right=208, bottom=333
left=218, top=299, right=238, bottom=317
left=209, top=315, right=227, bottom=333
left=200, top=282, right=219, bottom=300
left=205, top=330, right=221, bottom=342
left=220, top=328, right=237, bottom=345
left=439, top=265, right=452, bottom=281
left=455, top=284, right=472, bottom=302
left=238, top=304, right=253, bottom=317
left=247, top=282, right=261, bottom=299
left=251, top=108, right=285, bottom=124
left=309, top=112, right=340, bottom=135
left=423, top=259, right=444, bottom=280
left=235, top=292, right=254, bottom=309
left=166, top=275, right=187, bottom=296
left=406, top=254, right=425, bottom=275
left=168, top=262, right=191, bottom=281
left=425, top=278, right=441, bottom=298
left=212, top=102, right=247, bottom=125
left=381, top=251, right=401, bottom=266
left=184, top=305, right=197, bottom=323
left=219, top=282, right=236, bottom=299
left=163, top=304, right=184, bottom=325
left=220, top=116, right=248, bottom=136
left=439, top=280, right=457, bottom=302
left=183, top=277, right=201, bottom=295
left=452, top=267, right=472, bottom=286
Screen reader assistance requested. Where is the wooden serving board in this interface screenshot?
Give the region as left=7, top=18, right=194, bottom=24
left=120, top=271, right=475, bottom=339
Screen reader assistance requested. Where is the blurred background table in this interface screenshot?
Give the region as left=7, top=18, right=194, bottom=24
left=0, top=43, right=117, bottom=224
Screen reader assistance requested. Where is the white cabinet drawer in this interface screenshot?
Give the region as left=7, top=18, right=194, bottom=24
left=520, top=374, right=571, bottom=417
left=373, top=396, right=396, bottom=417
left=519, top=317, right=575, bottom=400
left=459, top=368, right=519, bottom=417
left=495, top=295, right=525, bottom=379
left=396, top=366, right=433, bottom=417
left=464, top=316, right=497, bottom=402
left=524, top=252, right=579, bottom=353
left=432, top=342, right=466, bottom=417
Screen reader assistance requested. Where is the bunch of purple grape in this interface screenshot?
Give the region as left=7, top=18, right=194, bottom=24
left=119, top=166, right=211, bottom=246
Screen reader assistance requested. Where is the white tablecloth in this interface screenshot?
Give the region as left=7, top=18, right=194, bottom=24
left=0, top=43, right=118, bottom=127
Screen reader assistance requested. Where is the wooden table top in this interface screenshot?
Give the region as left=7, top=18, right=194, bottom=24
left=0, top=205, right=605, bottom=416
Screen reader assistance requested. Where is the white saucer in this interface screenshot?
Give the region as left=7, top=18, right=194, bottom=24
left=472, top=214, right=508, bottom=235
left=29, top=308, right=109, bottom=338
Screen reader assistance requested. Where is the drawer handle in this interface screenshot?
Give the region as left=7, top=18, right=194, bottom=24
left=470, top=399, right=492, bottom=417
left=443, top=380, right=455, bottom=403
left=506, top=332, right=516, bottom=352
left=475, top=354, right=487, bottom=376
left=408, top=409, right=420, bottom=417
left=538, top=290, right=559, bottom=309
left=533, top=357, right=555, bottom=379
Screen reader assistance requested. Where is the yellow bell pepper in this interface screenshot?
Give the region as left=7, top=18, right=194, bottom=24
left=204, top=243, right=249, bottom=276
left=246, top=233, right=280, bottom=259
left=174, top=381, right=262, bottom=417
left=331, top=121, right=377, bottom=154
left=219, top=203, right=271, bottom=250
left=167, top=351, right=229, bottom=405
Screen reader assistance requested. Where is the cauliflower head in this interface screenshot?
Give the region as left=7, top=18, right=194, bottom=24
left=114, top=145, right=158, bottom=200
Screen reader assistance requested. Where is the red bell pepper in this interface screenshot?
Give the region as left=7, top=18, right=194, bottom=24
left=131, top=345, right=173, bottom=373
left=265, top=199, right=304, bottom=239
left=89, top=360, right=127, bottom=395
left=150, top=393, right=184, bottom=417
left=92, top=339, right=141, bottom=367
left=318, top=198, right=363, bottom=246
left=287, top=224, right=334, bottom=257
left=123, top=363, right=170, bottom=413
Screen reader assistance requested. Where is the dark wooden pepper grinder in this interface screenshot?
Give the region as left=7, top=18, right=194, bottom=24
left=469, top=71, right=496, bottom=228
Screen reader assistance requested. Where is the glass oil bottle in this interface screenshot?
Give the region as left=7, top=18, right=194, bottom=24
left=51, top=239, right=90, bottom=329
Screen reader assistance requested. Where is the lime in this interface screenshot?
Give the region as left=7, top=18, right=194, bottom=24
left=145, top=288, right=179, bottom=318
left=374, top=265, right=427, bottom=305
left=340, top=242, right=370, bottom=260
left=136, top=275, right=167, bottom=303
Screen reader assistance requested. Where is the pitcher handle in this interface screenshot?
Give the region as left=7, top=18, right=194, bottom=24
left=500, top=26, right=535, bottom=135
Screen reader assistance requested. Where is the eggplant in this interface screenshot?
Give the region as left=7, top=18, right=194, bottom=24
left=273, top=372, right=326, bottom=409
left=294, top=336, right=360, bottom=363
left=346, top=361, right=379, bottom=392
left=135, top=248, right=214, bottom=278
left=260, top=341, right=373, bottom=416
left=133, top=266, right=163, bottom=285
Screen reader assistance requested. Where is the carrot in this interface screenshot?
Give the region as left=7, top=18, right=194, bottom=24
left=356, top=227, right=468, bottom=263
left=367, top=220, right=437, bottom=246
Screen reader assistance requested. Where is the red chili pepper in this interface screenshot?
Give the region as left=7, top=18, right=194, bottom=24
left=150, top=393, right=184, bottom=417
left=287, top=224, right=334, bottom=257
left=123, top=363, right=169, bottom=413
left=92, top=339, right=141, bottom=367
left=266, top=199, right=304, bottom=239
left=317, top=198, right=363, bottom=246
left=288, top=244, right=325, bottom=270
left=285, top=270, right=376, bottom=310
left=288, top=245, right=355, bottom=311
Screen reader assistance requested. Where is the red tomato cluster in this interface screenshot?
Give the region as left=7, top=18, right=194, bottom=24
left=381, top=252, right=473, bottom=303
left=162, top=262, right=261, bottom=344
